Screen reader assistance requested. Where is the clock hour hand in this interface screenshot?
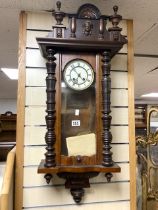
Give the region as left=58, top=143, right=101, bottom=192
left=77, top=73, right=86, bottom=82
left=72, top=77, right=78, bottom=84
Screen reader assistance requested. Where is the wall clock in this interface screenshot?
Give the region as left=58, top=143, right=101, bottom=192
left=63, top=59, right=94, bottom=91
left=36, top=1, right=127, bottom=203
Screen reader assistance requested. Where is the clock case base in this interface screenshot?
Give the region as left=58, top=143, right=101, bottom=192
left=38, top=159, right=120, bottom=203
left=36, top=2, right=127, bottom=204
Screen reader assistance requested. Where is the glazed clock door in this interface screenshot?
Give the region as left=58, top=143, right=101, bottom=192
left=60, top=53, right=100, bottom=161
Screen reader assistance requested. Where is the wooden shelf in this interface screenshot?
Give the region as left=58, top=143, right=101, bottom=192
left=38, top=159, right=121, bottom=174
left=135, top=104, right=147, bottom=136
left=135, top=123, right=147, bottom=128
left=0, top=112, right=16, bottom=161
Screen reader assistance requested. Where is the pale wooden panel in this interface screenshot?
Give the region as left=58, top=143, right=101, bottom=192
left=112, top=144, right=129, bottom=162
left=24, top=126, right=46, bottom=145
left=119, top=45, right=127, bottom=54
left=25, top=107, right=128, bottom=126
left=27, top=12, right=68, bottom=30
left=111, top=89, right=128, bottom=106
left=0, top=147, right=15, bottom=210
left=0, top=163, right=5, bottom=192
left=111, top=72, right=128, bottom=88
left=111, top=126, right=129, bottom=143
left=26, top=68, right=46, bottom=86
left=25, top=87, right=128, bottom=107
left=26, top=31, right=48, bottom=48
left=24, top=144, right=129, bottom=166
left=23, top=163, right=129, bottom=187
left=93, top=162, right=129, bottom=182
left=25, top=87, right=46, bottom=106
left=23, top=182, right=129, bottom=207
left=27, top=12, right=52, bottom=30
left=26, top=49, right=46, bottom=67
left=26, top=68, right=128, bottom=88
left=121, top=20, right=127, bottom=36
left=26, top=49, right=127, bottom=70
left=24, top=146, right=44, bottom=166
left=15, top=12, right=27, bottom=210
left=111, top=54, right=127, bottom=71
left=24, top=125, right=128, bottom=146
left=25, top=107, right=45, bottom=126
left=111, top=108, right=128, bottom=125
left=119, top=20, right=128, bottom=53
left=127, top=20, right=136, bottom=210
left=23, top=201, right=130, bottom=210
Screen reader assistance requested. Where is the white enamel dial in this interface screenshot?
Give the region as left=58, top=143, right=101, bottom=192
left=63, top=59, right=94, bottom=90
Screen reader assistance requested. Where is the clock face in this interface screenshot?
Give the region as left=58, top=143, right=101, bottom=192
left=63, top=59, right=94, bottom=90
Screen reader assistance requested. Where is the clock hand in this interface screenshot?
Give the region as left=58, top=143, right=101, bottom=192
left=73, top=69, right=79, bottom=76
left=77, top=73, right=86, bottom=82
left=72, top=77, right=78, bottom=84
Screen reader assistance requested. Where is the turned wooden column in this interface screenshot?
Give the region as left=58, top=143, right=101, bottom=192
left=45, top=48, right=57, bottom=167
left=101, top=51, right=113, bottom=166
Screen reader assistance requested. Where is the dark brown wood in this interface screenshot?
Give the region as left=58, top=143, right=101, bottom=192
left=38, top=159, right=120, bottom=173
left=44, top=173, right=53, bottom=184
left=70, top=188, right=84, bottom=204
left=58, top=172, right=98, bottom=203
left=54, top=1, right=65, bottom=25
left=37, top=38, right=126, bottom=59
left=108, top=6, right=122, bottom=41
left=105, top=172, right=113, bottom=182
left=0, top=143, right=15, bottom=161
left=45, top=48, right=57, bottom=167
left=70, top=16, right=76, bottom=38
left=101, top=51, right=113, bottom=167
left=0, top=111, right=16, bottom=160
left=60, top=155, right=96, bottom=166
left=77, top=3, right=101, bottom=19
left=36, top=2, right=127, bottom=203
left=99, top=17, right=104, bottom=39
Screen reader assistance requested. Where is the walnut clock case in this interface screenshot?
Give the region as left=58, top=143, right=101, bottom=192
left=37, top=2, right=127, bottom=203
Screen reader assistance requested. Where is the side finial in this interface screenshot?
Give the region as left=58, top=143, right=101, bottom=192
left=110, top=5, right=122, bottom=28
left=53, top=1, right=65, bottom=25
left=108, top=5, right=122, bottom=41
left=56, top=1, right=61, bottom=11
left=113, top=5, right=118, bottom=15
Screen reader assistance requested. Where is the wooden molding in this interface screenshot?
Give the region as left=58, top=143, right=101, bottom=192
left=15, top=11, right=27, bottom=210
left=0, top=147, right=16, bottom=210
left=127, top=19, right=136, bottom=210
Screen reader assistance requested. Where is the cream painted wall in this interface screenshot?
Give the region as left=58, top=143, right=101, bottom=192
left=0, top=99, right=16, bottom=114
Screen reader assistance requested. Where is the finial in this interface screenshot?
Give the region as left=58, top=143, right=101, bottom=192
left=113, top=5, right=118, bottom=15
left=105, top=172, right=113, bottom=182
left=56, top=1, right=61, bottom=11
left=108, top=5, right=122, bottom=41
left=44, top=173, right=53, bottom=184
left=109, top=5, right=122, bottom=28
left=53, top=1, right=65, bottom=25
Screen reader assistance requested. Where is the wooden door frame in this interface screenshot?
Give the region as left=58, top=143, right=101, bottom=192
left=127, top=19, right=136, bottom=210
left=15, top=11, right=27, bottom=210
